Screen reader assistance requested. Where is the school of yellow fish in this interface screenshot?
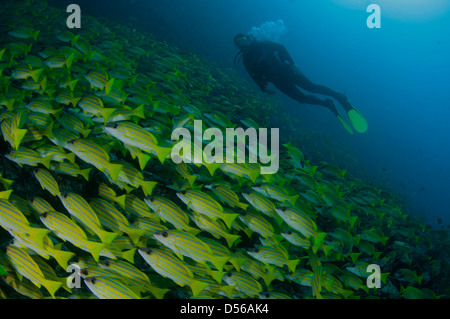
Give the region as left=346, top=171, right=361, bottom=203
left=0, top=0, right=448, bottom=299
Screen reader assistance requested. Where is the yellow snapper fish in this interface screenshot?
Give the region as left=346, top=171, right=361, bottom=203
left=242, top=191, right=278, bottom=219
left=49, top=161, right=92, bottom=181
left=39, top=211, right=105, bottom=262
left=153, top=230, right=229, bottom=272
left=176, top=188, right=238, bottom=229
left=8, top=232, right=75, bottom=270
left=6, top=246, right=62, bottom=298
left=89, top=197, right=145, bottom=245
left=104, top=121, right=172, bottom=164
left=98, top=259, right=169, bottom=299
left=28, top=197, right=55, bottom=215
left=190, top=211, right=241, bottom=247
left=247, top=246, right=300, bottom=273
left=0, top=199, right=49, bottom=248
left=63, top=138, right=123, bottom=182
left=252, top=183, right=299, bottom=206
left=59, top=192, right=119, bottom=244
left=32, top=168, right=61, bottom=197
left=115, top=161, right=158, bottom=196
left=138, top=247, right=209, bottom=297
left=206, top=184, right=248, bottom=210
left=84, top=276, right=140, bottom=299
left=222, top=271, right=263, bottom=298
left=5, top=146, right=52, bottom=169
left=78, top=94, right=117, bottom=124
left=144, top=196, right=200, bottom=234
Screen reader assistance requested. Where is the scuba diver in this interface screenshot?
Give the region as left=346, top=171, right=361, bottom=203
left=233, top=33, right=368, bottom=134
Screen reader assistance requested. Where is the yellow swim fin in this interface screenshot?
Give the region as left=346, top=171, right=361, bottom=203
left=347, top=108, right=368, bottom=133
left=336, top=115, right=354, bottom=135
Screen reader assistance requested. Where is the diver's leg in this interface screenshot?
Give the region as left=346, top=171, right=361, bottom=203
left=292, top=69, right=353, bottom=112
left=273, top=81, right=338, bottom=115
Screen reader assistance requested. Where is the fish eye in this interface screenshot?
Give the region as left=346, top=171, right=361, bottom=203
left=80, top=269, right=89, bottom=276
left=253, top=248, right=259, bottom=253
left=146, top=249, right=152, bottom=255
left=90, top=277, right=97, bottom=284
left=41, top=212, right=47, bottom=218
left=103, top=261, right=110, bottom=267
left=286, top=231, right=292, bottom=235
left=161, top=231, right=168, bottom=238
left=226, top=272, right=232, bottom=277
left=112, top=124, right=118, bottom=129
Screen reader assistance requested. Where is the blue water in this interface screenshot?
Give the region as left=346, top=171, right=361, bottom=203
left=49, top=0, right=450, bottom=226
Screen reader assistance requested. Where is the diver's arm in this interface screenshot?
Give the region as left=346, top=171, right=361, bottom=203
left=243, top=58, right=268, bottom=91
left=251, top=73, right=268, bottom=92
left=276, top=45, right=296, bottom=66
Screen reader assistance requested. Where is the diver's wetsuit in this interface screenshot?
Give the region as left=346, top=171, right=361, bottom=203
left=241, top=40, right=352, bottom=114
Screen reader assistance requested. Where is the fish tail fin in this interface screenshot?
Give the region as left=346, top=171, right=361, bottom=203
left=53, top=107, right=64, bottom=119
left=65, top=152, right=76, bottom=164
left=13, top=128, right=27, bottom=150
left=146, top=286, right=170, bottom=299
left=136, top=151, right=151, bottom=170
left=155, top=146, right=172, bottom=164
left=262, top=272, right=278, bottom=287
left=71, top=34, right=80, bottom=46
left=0, top=178, right=13, bottom=190
left=186, top=226, right=201, bottom=236
left=79, top=168, right=92, bottom=181
left=30, top=68, right=44, bottom=82
left=51, top=249, right=75, bottom=270
left=101, top=108, right=117, bottom=124
left=41, top=278, right=62, bottom=298
left=237, top=202, right=249, bottom=210
left=40, top=76, right=47, bottom=91
left=248, top=170, right=260, bottom=183
left=40, top=155, right=52, bottom=169
left=126, top=228, right=146, bottom=245
left=287, top=259, right=300, bottom=273
left=32, top=30, right=40, bottom=42
left=107, top=163, right=123, bottom=183
left=288, top=194, right=299, bottom=206
left=141, top=181, right=157, bottom=197
left=312, top=232, right=327, bottom=254
left=4, top=98, right=15, bottom=111
left=66, top=52, right=75, bottom=69
left=209, top=256, right=229, bottom=272
left=115, top=194, right=127, bottom=209
left=121, top=248, right=136, bottom=264
left=186, top=174, right=197, bottom=186
left=224, top=233, right=241, bottom=248
left=105, top=77, right=115, bottom=95
left=27, top=227, right=50, bottom=248
left=188, top=279, right=209, bottom=297
left=133, top=104, right=146, bottom=119
left=42, top=119, right=54, bottom=140
left=81, top=127, right=91, bottom=138
left=210, top=270, right=224, bottom=284
left=85, top=240, right=104, bottom=262
left=221, top=213, right=239, bottom=229
left=220, top=284, right=235, bottom=298
left=71, top=97, right=81, bottom=108
left=68, top=79, right=78, bottom=91
left=349, top=216, right=358, bottom=228
left=97, top=228, right=119, bottom=245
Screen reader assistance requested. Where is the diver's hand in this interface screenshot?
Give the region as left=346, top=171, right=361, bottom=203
left=265, top=89, right=275, bottom=95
